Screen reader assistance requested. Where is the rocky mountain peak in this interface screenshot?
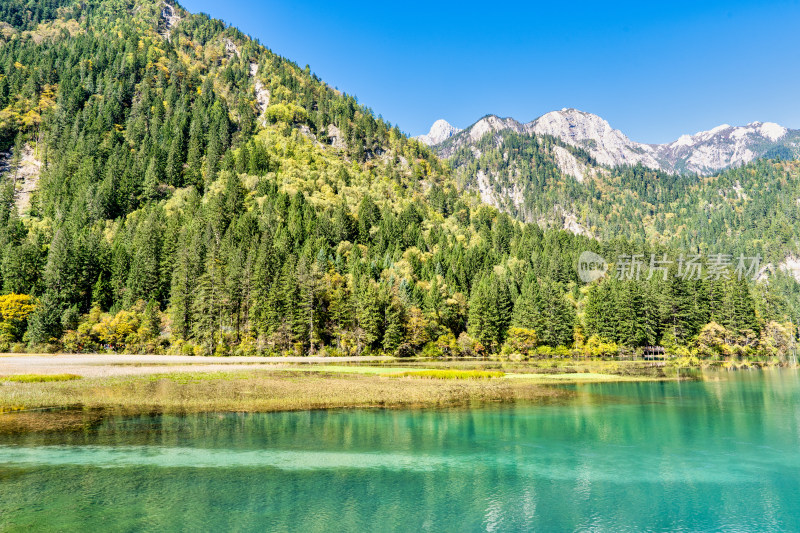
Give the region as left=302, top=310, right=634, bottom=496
left=423, top=108, right=799, bottom=175
left=526, top=109, right=661, bottom=169
left=416, top=119, right=461, bottom=146
left=467, top=115, right=523, bottom=142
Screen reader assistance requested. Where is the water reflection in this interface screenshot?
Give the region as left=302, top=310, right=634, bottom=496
left=1, top=371, right=800, bottom=531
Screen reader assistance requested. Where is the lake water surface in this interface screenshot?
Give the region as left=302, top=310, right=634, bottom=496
left=2, top=370, right=800, bottom=531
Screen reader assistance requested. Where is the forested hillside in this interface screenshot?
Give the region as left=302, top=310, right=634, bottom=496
left=446, top=128, right=800, bottom=264
left=0, top=0, right=797, bottom=360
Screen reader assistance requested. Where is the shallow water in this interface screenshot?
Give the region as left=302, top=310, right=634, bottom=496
left=2, top=370, right=800, bottom=531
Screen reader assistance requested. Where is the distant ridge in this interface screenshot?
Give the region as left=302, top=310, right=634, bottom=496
left=418, top=109, right=800, bottom=175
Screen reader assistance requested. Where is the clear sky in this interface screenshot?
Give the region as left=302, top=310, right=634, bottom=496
left=179, top=0, right=800, bottom=144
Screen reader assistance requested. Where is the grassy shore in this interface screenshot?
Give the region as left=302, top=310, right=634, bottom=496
left=0, top=357, right=683, bottom=432
left=0, top=370, right=569, bottom=432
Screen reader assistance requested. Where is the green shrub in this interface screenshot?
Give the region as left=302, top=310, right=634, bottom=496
left=396, top=343, right=415, bottom=358
left=9, top=342, right=26, bottom=353
left=536, top=346, right=554, bottom=358
left=421, top=342, right=443, bottom=358
left=553, top=346, right=571, bottom=358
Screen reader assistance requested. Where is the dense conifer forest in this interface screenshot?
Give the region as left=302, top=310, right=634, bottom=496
left=0, top=0, right=798, bottom=359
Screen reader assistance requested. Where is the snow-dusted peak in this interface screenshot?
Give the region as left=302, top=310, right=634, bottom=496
left=753, top=121, right=787, bottom=141
left=416, top=119, right=461, bottom=146
left=526, top=111, right=795, bottom=174
left=671, top=121, right=788, bottom=148
left=730, top=122, right=786, bottom=141
left=660, top=120, right=792, bottom=173
left=424, top=107, right=797, bottom=175
left=668, top=125, right=732, bottom=148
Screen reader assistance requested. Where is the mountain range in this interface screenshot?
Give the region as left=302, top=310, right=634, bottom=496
left=418, top=109, right=800, bottom=175
left=0, top=0, right=798, bottom=356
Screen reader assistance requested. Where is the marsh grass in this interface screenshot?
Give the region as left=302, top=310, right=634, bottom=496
left=0, top=370, right=574, bottom=432
left=393, top=370, right=506, bottom=380
left=0, top=409, right=106, bottom=433
left=0, top=359, right=681, bottom=433
left=1, top=374, right=81, bottom=383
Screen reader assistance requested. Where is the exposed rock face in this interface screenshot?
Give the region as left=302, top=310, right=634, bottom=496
left=658, top=122, right=792, bottom=174
left=422, top=109, right=800, bottom=175
left=160, top=2, right=181, bottom=40
left=467, top=116, right=522, bottom=143
left=0, top=144, right=42, bottom=215
left=550, top=145, right=605, bottom=183
left=0, top=22, right=15, bottom=39
left=249, top=63, right=270, bottom=126
left=326, top=124, right=346, bottom=149
left=561, top=211, right=591, bottom=237
left=473, top=169, right=526, bottom=216
left=224, top=38, right=240, bottom=58
left=527, top=109, right=662, bottom=169
left=415, top=119, right=461, bottom=146
left=780, top=256, right=800, bottom=283
left=425, top=116, right=522, bottom=159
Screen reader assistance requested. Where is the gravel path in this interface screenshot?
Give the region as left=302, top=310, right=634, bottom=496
left=0, top=354, right=395, bottom=378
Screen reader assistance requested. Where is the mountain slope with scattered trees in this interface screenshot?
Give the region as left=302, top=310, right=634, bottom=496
left=0, top=0, right=797, bottom=360
left=444, top=127, right=800, bottom=266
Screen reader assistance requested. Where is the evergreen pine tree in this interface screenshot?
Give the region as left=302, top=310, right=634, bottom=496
left=356, top=280, right=382, bottom=350
left=512, top=273, right=544, bottom=332
left=538, top=278, right=576, bottom=348
left=127, top=208, right=164, bottom=305
left=27, top=291, right=63, bottom=345
left=383, top=298, right=405, bottom=352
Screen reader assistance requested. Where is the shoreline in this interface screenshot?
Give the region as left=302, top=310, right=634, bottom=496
left=6, top=353, right=790, bottom=433
left=0, top=370, right=574, bottom=432
left=0, top=355, right=685, bottom=432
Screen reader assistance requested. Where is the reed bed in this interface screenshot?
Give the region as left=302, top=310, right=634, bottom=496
left=0, top=370, right=574, bottom=432
left=1, top=374, right=82, bottom=383
left=392, top=369, right=506, bottom=380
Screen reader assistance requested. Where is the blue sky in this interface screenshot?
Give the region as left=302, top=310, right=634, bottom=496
left=180, top=0, right=800, bottom=144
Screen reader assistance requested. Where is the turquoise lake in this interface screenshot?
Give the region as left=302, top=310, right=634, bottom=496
left=2, top=370, right=800, bottom=531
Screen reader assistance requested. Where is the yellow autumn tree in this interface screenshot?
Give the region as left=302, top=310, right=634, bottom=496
left=405, top=307, right=430, bottom=349
left=0, top=293, right=37, bottom=342
left=502, top=327, right=539, bottom=359
left=91, top=310, right=139, bottom=351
